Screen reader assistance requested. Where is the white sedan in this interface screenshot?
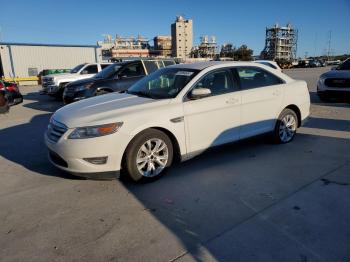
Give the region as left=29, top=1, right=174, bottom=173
left=45, top=61, right=310, bottom=181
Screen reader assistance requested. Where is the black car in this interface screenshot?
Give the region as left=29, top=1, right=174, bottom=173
left=63, top=59, right=176, bottom=104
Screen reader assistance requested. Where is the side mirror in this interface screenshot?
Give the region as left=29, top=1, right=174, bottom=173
left=81, top=70, right=89, bottom=75
left=189, top=88, right=211, bottom=100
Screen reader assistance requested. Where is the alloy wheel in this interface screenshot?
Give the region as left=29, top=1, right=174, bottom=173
left=279, top=114, right=297, bottom=142
left=136, top=138, right=169, bottom=177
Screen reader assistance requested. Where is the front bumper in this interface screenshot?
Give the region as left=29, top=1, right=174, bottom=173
left=45, top=129, right=129, bottom=179
left=317, top=81, right=350, bottom=97
left=63, top=88, right=94, bottom=104
left=46, top=85, right=60, bottom=95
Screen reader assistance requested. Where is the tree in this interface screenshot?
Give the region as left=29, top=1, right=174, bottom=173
left=233, top=45, right=253, bottom=61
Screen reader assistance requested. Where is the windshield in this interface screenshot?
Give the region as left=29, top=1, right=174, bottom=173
left=127, top=67, right=199, bottom=99
left=94, top=64, right=122, bottom=79
left=337, top=58, right=350, bottom=70
left=70, top=64, right=85, bottom=73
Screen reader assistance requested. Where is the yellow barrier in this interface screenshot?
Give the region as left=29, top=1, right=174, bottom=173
left=2, top=76, right=39, bottom=82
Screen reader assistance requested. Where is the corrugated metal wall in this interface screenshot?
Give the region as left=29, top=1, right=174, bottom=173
left=0, top=44, right=101, bottom=78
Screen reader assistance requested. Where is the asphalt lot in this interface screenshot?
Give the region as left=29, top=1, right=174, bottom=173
left=0, top=67, right=349, bottom=262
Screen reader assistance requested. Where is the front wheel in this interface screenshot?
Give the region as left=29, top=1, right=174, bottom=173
left=125, top=129, right=173, bottom=182
left=273, top=109, right=298, bottom=144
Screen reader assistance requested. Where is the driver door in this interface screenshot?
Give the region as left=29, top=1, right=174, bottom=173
left=183, top=69, right=241, bottom=154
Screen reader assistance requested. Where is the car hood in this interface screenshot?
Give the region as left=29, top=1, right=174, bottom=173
left=44, top=73, right=73, bottom=79
left=321, top=70, right=350, bottom=79
left=53, top=92, right=170, bottom=128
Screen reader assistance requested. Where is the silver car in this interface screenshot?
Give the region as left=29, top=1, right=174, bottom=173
left=317, top=58, right=350, bottom=101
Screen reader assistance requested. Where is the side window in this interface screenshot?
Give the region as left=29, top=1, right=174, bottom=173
left=157, top=61, right=165, bottom=68
left=143, top=61, right=159, bottom=74
left=236, top=67, right=283, bottom=89
left=163, top=60, right=176, bottom=67
left=119, top=63, right=145, bottom=78
left=82, top=65, right=98, bottom=74
left=101, top=64, right=110, bottom=70
left=193, top=70, right=235, bottom=96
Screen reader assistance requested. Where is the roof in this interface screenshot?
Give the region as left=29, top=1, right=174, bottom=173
left=0, top=42, right=99, bottom=48
left=171, top=61, right=266, bottom=70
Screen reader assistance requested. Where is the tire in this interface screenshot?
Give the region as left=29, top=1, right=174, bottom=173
left=272, top=109, right=298, bottom=144
left=125, top=129, right=173, bottom=182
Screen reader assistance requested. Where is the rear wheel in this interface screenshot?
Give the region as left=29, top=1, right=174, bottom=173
left=125, top=129, right=173, bottom=182
left=273, top=109, right=298, bottom=144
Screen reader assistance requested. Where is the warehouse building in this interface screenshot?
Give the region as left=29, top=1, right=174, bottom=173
left=0, top=42, right=101, bottom=83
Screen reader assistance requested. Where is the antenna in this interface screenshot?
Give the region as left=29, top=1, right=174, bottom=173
left=327, top=30, right=332, bottom=62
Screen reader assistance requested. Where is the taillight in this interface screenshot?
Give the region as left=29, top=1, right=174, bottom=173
left=6, top=84, right=19, bottom=92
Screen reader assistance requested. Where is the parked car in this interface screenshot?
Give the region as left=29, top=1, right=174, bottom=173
left=254, top=60, right=282, bottom=71
left=309, top=60, right=322, bottom=68
left=38, top=68, right=71, bottom=85
left=63, top=59, right=176, bottom=104
left=317, top=58, right=350, bottom=101
left=45, top=61, right=310, bottom=181
left=0, top=81, right=23, bottom=106
left=0, top=90, right=9, bottom=114
left=41, top=63, right=112, bottom=98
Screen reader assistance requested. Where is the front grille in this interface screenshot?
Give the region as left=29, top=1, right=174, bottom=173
left=42, top=78, right=54, bottom=88
left=47, top=120, right=68, bottom=143
left=49, top=150, right=68, bottom=168
left=325, top=78, right=350, bottom=88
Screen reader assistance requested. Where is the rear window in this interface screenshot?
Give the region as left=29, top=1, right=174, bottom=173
left=163, top=60, right=176, bottom=67
left=236, top=67, right=284, bottom=89
left=143, top=61, right=159, bottom=74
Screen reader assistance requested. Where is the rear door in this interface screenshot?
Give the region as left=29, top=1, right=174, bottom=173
left=234, top=66, right=285, bottom=139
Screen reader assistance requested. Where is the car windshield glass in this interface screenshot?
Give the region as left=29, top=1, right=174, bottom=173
left=337, top=59, right=350, bottom=70
left=94, top=64, right=122, bottom=78
left=127, top=68, right=199, bottom=99
left=70, top=64, right=85, bottom=73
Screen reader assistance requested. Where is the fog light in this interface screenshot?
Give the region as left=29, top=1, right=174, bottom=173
left=83, top=156, right=108, bottom=165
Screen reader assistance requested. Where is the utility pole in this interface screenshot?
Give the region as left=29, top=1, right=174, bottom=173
left=327, top=30, right=332, bottom=62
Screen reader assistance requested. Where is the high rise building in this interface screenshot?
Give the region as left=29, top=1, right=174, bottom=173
left=171, top=16, right=193, bottom=59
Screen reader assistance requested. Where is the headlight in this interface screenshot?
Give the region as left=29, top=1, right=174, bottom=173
left=68, top=122, right=123, bottom=139
left=318, top=76, right=326, bottom=84
left=76, top=82, right=94, bottom=92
